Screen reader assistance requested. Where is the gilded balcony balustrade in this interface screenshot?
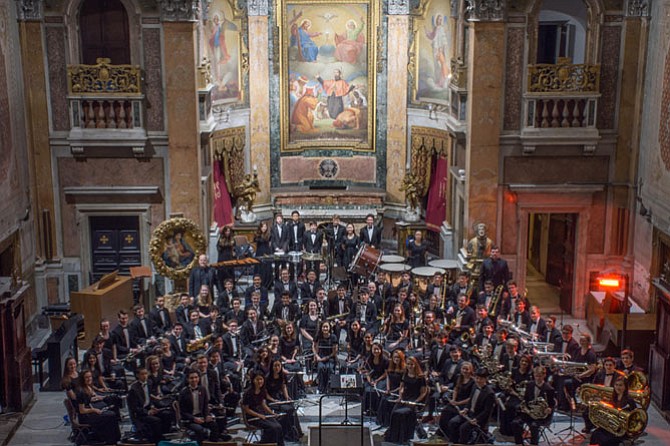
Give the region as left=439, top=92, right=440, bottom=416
left=67, top=58, right=144, bottom=130
left=524, top=59, right=600, bottom=130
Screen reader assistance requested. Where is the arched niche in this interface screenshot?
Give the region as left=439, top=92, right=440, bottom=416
left=526, top=0, right=603, bottom=65
left=64, top=0, right=142, bottom=65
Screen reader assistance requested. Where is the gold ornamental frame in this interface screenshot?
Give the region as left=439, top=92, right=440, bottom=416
left=277, top=0, right=378, bottom=152
left=150, top=218, right=207, bottom=280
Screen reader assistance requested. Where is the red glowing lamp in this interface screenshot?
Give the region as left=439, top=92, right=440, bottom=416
left=598, top=276, right=622, bottom=289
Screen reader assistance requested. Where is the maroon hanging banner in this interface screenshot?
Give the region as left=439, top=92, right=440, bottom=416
left=425, top=156, right=447, bottom=232
left=213, top=159, right=234, bottom=228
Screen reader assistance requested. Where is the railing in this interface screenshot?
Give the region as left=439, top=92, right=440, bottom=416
left=67, top=58, right=144, bottom=130
left=524, top=59, right=600, bottom=131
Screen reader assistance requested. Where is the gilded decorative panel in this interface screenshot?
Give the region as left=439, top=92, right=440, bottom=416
left=212, top=126, right=246, bottom=191
left=410, top=126, right=450, bottom=197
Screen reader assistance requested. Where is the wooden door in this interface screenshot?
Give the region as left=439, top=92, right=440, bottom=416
left=546, top=214, right=576, bottom=313
left=89, top=216, right=141, bottom=283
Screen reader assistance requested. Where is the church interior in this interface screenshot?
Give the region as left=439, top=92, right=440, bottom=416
left=3, top=0, right=670, bottom=444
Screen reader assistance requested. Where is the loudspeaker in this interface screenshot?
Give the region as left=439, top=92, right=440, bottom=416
left=308, top=426, right=373, bottom=446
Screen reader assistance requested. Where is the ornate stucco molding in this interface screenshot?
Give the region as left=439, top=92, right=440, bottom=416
left=465, top=0, right=506, bottom=22
left=247, top=0, right=269, bottom=16
left=159, top=0, right=200, bottom=22
left=387, top=0, right=410, bottom=15
left=16, top=0, right=43, bottom=21
left=626, top=0, right=650, bottom=17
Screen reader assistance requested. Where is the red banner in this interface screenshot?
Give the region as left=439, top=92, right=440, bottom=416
left=426, top=156, right=447, bottom=232
left=213, top=159, right=234, bottom=227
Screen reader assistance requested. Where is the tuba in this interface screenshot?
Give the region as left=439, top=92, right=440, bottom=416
left=578, top=383, right=650, bottom=410
left=588, top=401, right=648, bottom=437
left=519, top=397, right=549, bottom=420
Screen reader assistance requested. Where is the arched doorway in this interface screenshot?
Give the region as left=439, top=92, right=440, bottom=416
left=79, top=0, right=130, bottom=65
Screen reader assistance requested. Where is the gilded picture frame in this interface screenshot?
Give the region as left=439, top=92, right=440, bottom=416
left=203, top=0, right=248, bottom=104
left=410, top=0, right=451, bottom=105
left=150, top=218, right=207, bottom=280
left=278, top=0, right=378, bottom=152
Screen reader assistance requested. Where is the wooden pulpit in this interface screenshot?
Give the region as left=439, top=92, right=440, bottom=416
left=71, top=273, right=133, bottom=348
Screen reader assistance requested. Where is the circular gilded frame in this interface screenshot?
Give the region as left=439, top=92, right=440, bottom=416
left=150, top=218, right=207, bottom=280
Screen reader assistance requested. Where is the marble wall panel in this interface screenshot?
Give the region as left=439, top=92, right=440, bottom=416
left=45, top=26, right=69, bottom=131
left=385, top=15, right=409, bottom=204
left=597, top=25, right=622, bottom=130
left=57, top=157, right=166, bottom=257
left=587, top=190, right=606, bottom=254
left=143, top=27, right=165, bottom=132
left=503, top=27, right=524, bottom=131
left=280, top=157, right=377, bottom=183
left=248, top=16, right=270, bottom=204
left=502, top=156, right=609, bottom=184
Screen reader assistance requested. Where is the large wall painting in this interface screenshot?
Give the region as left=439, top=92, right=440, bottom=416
left=204, top=0, right=245, bottom=104
left=412, top=0, right=451, bottom=105
left=278, top=0, right=378, bottom=152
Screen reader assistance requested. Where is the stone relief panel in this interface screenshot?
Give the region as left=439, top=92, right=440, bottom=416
left=503, top=27, right=524, bottom=130
left=660, top=44, right=670, bottom=172
left=46, top=26, right=70, bottom=131
left=596, top=25, right=621, bottom=130
left=143, top=27, right=165, bottom=131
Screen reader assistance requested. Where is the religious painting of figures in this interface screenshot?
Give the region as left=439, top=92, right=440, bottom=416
left=203, top=0, right=244, bottom=104
left=278, top=0, right=378, bottom=152
left=412, top=0, right=451, bottom=105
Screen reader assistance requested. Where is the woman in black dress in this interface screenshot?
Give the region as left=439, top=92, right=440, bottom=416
left=254, top=221, right=273, bottom=289
left=342, top=223, right=360, bottom=285
left=407, top=230, right=427, bottom=268
left=588, top=377, right=637, bottom=446
left=61, top=356, right=79, bottom=403
left=344, top=320, right=365, bottom=372
left=216, top=225, right=236, bottom=286
left=279, top=322, right=304, bottom=398
left=384, top=303, right=410, bottom=352
left=313, top=322, right=338, bottom=394
left=377, top=348, right=405, bottom=427
left=499, top=354, right=532, bottom=435
left=242, top=372, right=284, bottom=446
left=438, top=361, right=475, bottom=435
left=299, top=300, right=320, bottom=354
left=265, top=359, right=303, bottom=442
left=385, top=356, right=428, bottom=444
left=76, top=370, right=122, bottom=444
left=363, top=342, right=388, bottom=415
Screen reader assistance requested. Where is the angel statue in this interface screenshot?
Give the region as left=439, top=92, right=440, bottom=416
left=233, top=172, right=260, bottom=223
left=400, top=171, right=422, bottom=222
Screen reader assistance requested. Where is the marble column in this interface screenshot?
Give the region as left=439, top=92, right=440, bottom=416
left=386, top=4, right=409, bottom=205
left=161, top=1, right=202, bottom=224
left=16, top=0, right=56, bottom=260
left=464, top=4, right=506, bottom=239
left=248, top=0, right=271, bottom=205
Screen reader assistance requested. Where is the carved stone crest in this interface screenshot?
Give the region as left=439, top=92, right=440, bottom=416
left=159, top=0, right=200, bottom=22
left=16, top=0, right=43, bottom=21
left=388, top=0, right=410, bottom=15
left=318, top=159, right=339, bottom=179
left=465, top=0, right=506, bottom=22
left=626, top=0, right=650, bottom=17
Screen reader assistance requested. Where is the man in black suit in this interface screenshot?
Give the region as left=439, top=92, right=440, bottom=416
left=348, top=288, right=378, bottom=334
left=217, top=279, right=238, bottom=311
left=271, top=291, right=300, bottom=326
left=246, top=290, right=271, bottom=322
left=511, top=366, right=556, bottom=445
left=617, top=348, right=645, bottom=374
left=127, top=367, right=171, bottom=442
left=189, top=254, right=220, bottom=302
left=111, top=309, right=138, bottom=365
left=449, top=294, right=476, bottom=342
left=448, top=272, right=472, bottom=307
left=425, top=272, right=448, bottom=307
left=129, top=304, right=156, bottom=346
left=273, top=268, right=298, bottom=302
left=326, top=215, right=346, bottom=266
left=478, top=246, right=510, bottom=291
left=300, top=269, right=321, bottom=301
left=303, top=220, right=324, bottom=273
left=329, top=284, right=352, bottom=338
left=359, top=214, right=382, bottom=248
left=553, top=324, right=580, bottom=410
left=184, top=310, right=212, bottom=343
left=224, top=297, right=246, bottom=326
left=178, top=370, right=220, bottom=442
left=240, top=307, right=267, bottom=360
left=500, top=338, right=521, bottom=372
left=175, top=294, right=193, bottom=326
left=446, top=367, right=495, bottom=444
left=194, top=354, right=231, bottom=439
left=542, top=315, right=563, bottom=345
left=288, top=210, right=305, bottom=278
left=221, top=320, right=244, bottom=374
left=271, top=214, right=290, bottom=279
left=149, top=296, right=172, bottom=334
left=244, top=274, right=269, bottom=306
left=528, top=305, right=548, bottom=340
left=168, top=323, right=189, bottom=365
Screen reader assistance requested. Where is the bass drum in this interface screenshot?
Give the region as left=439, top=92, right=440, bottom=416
left=348, top=244, right=382, bottom=277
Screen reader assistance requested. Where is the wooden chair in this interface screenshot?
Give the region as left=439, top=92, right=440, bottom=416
left=240, top=402, right=260, bottom=443
left=64, top=398, right=92, bottom=445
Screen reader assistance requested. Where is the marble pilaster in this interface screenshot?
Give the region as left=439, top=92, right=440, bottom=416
left=465, top=21, right=505, bottom=238
left=163, top=21, right=202, bottom=224
left=18, top=20, right=56, bottom=259
left=248, top=15, right=271, bottom=205
left=385, top=15, right=409, bottom=204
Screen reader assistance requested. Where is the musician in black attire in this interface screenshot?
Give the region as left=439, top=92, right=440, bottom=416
left=326, top=214, right=346, bottom=266
left=168, top=323, right=189, bottom=365
left=240, top=307, right=267, bottom=361
left=313, top=322, right=338, bottom=394
left=130, top=304, right=156, bottom=346
left=617, top=349, right=644, bottom=374
left=329, top=284, right=352, bottom=339
left=348, top=288, right=378, bottom=334
left=271, top=214, right=290, bottom=281
left=111, top=309, right=138, bottom=368
left=384, top=356, right=429, bottom=444
left=149, top=295, right=172, bottom=334
left=359, top=213, right=382, bottom=248
left=449, top=294, right=476, bottom=342
left=194, top=354, right=231, bottom=439
left=216, top=225, right=236, bottom=286
left=75, top=370, right=122, bottom=444
left=225, top=297, right=246, bottom=326
left=589, top=377, right=637, bottom=446
left=498, top=354, right=533, bottom=436
left=244, top=274, right=270, bottom=306
left=220, top=320, right=243, bottom=375
left=582, top=357, right=624, bottom=433
left=255, top=221, right=274, bottom=288
left=445, top=367, right=495, bottom=444
left=175, top=294, right=193, bottom=326
left=178, top=370, right=220, bottom=442
left=242, top=372, right=284, bottom=446
left=437, top=361, right=475, bottom=434
left=478, top=246, right=510, bottom=291
left=127, top=367, right=171, bottom=443
left=511, top=365, right=556, bottom=446
left=300, top=269, right=321, bottom=301
left=288, top=211, right=305, bottom=278
left=217, top=278, right=238, bottom=311
left=270, top=291, right=301, bottom=329
left=266, top=359, right=303, bottom=442
left=189, top=254, right=220, bottom=301
left=273, top=268, right=298, bottom=302
left=303, top=220, right=323, bottom=273
left=543, top=315, right=563, bottom=345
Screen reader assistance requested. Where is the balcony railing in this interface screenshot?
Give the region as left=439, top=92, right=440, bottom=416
left=67, top=58, right=145, bottom=130
left=524, top=59, right=600, bottom=131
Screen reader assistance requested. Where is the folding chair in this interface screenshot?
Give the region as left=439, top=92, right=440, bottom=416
left=64, top=398, right=92, bottom=446
left=240, top=402, right=261, bottom=443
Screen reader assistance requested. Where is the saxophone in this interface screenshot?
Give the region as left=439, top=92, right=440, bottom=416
left=489, top=285, right=503, bottom=317
left=588, top=401, right=648, bottom=437
left=519, top=397, right=549, bottom=420
left=187, top=333, right=213, bottom=352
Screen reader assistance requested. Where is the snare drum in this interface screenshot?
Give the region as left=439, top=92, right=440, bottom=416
left=381, top=254, right=405, bottom=264
left=412, top=266, right=446, bottom=296
left=288, top=251, right=302, bottom=264
left=349, top=244, right=382, bottom=276
left=379, top=263, right=412, bottom=288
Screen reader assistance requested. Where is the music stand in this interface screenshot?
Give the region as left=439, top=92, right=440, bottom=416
left=318, top=374, right=365, bottom=446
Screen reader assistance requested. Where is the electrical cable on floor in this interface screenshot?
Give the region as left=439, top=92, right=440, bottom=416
left=18, top=421, right=65, bottom=430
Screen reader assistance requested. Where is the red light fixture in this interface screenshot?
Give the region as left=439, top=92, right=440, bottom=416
left=598, top=276, right=622, bottom=289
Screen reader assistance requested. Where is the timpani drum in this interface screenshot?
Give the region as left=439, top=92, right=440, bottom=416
left=349, top=244, right=382, bottom=277
left=412, top=266, right=446, bottom=296
left=381, top=254, right=405, bottom=264
left=379, top=263, right=412, bottom=288
left=288, top=251, right=303, bottom=264
left=428, top=259, right=460, bottom=270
